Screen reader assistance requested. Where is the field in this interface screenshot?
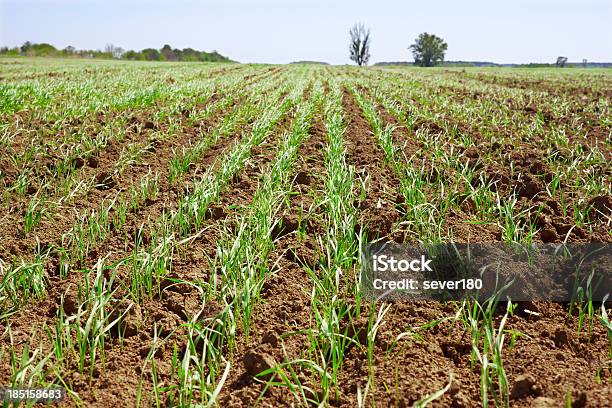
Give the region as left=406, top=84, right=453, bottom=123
left=0, top=58, right=611, bottom=407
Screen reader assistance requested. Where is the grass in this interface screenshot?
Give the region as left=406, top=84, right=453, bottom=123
left=460, top=298, right=511, bottom=407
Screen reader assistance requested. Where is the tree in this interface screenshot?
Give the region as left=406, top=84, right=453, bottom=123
left=63, top=45, right=76, bottom=55
left=160, top=44, right=177, bottom=61
left=141, top=48, right=162, bottom=61
left=409, top=32, right=447, bottom=67
left=180, top=48, right=199, bottom=61
left=582, top=58, right=587, bottom=68
left=555, top=56, right=568, bottom=68
left=31, top=43, right=57, bottom=56
left=0, top=47, right=19, bottom=56
left=349, top=23, right=371, bottom=66
left=104, top=44, right=124, bottom=59
left=123, top=50, right=144, bottom=60
left=20, top=41, right=32, bottom=54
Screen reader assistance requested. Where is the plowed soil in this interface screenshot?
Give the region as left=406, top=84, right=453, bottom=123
left=0, top=63, right=610, bottom=407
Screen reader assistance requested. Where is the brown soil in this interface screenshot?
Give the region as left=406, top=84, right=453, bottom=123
left=342, top=89, right=402, bottom=242
left=0, top=71, right=292, bottom=263
left=0, top=87, right=295, bottom=408
left=221, top=112, right=329, bottom=407
left=71, top=93, right=296, bottom=407
left=0, top=92, right=241, bottom=262
left=213, top=85, right=612, bottom=407
left=437, top=69, right=612, bottom=101
left=358, top=72, right=611, bottom=244
left=0, top=65, right=269, bottom=172
left=1, top=69, right=610, bottom=407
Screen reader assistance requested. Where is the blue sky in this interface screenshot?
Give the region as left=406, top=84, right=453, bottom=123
left=1, top=0, right=611, bottom=64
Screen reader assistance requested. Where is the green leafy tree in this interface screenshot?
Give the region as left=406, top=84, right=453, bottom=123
left=123, top=50, right=144, bottom=60
left=31, top=43, right=57, bottom=56
left=141, top=48, right=162, bottom=61
left=160, top=44, right=177, bottom=61
left=409, top=32, right=447, bottom=67
left=20, top=41, right=32, bottom=54
left=180, top=48, right=199, bottom=61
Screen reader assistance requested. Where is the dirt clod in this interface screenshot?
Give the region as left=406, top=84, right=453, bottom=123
left=271, top=215, right=298, bottom=240
left=571, top=392, right=587, bottom=408
left=532, top=397, right=558, bottom=408
left=294, top=171, right=311, bottom=185
left=72, top=157, right=85, bottom=169
left=163, top=292, right=201, bottom=320
left=62, top=292, right=80, bottom=315
left=553, top=328, right=569, bottom=348
left=510, top=374, right=537, bottom=399
left=205, top=205, right=226, bottom=220
left=110, top=301, right=142, bottom=338
left=515, top=173, right=542, bottom=199
left=540, top=227, right=558, bottom=243
left=261, top=331, right=279, bottom=348
left=243, top=350, right=277, bottom=380
left=87, top=156, right=99, bottom=168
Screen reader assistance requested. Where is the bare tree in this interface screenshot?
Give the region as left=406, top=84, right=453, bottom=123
left=349, top=23, right=371, bottom=66
left=105, top=44, right=125, bottom=59
left=555, top=56, right=568, bottom=68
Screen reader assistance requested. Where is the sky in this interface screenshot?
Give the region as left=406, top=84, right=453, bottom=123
left=1, top=0, right=611, bottom=64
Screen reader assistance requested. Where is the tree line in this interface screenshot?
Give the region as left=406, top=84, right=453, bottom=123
left=0, top=42, right=234, bottom=63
